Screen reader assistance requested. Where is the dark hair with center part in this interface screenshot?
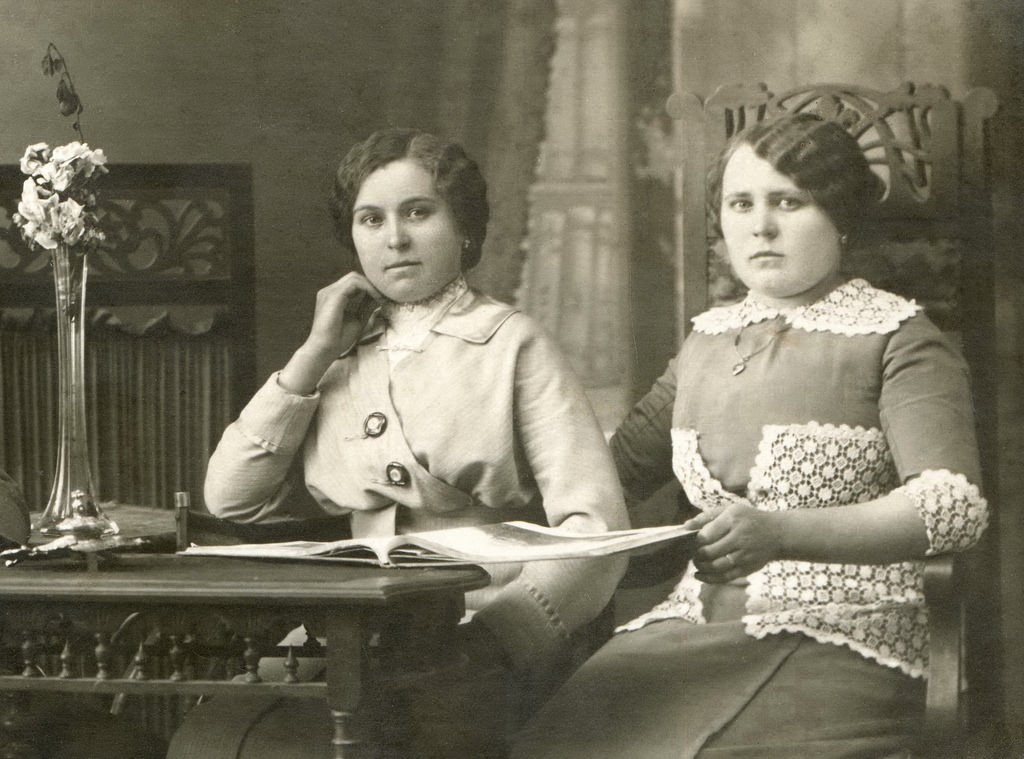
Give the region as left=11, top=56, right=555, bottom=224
left=706, top=112, right=885, bottom=242
left=330, top=128, right=490, bottom=269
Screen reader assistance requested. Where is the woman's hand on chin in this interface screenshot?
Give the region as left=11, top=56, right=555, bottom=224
left=278, top=272, right=382, bottom=395
left=305, top=272, right=382, bottom=357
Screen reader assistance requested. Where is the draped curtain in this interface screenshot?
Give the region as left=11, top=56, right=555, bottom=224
left=468, top=0, right=558, bottom=302
left=370, top=0, right=557, bottom=303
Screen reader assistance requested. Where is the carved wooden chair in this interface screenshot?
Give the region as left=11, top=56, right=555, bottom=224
left=0, top=164, right=257, bottom=514
left=624, top=82, right=999, bottom=756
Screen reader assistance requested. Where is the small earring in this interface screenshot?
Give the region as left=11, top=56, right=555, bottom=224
left=839, top=234, right=849, bottom=248
left=462, top=239, right=471, bottom=251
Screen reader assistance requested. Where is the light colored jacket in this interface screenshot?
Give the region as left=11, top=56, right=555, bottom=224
left=205, top=288, right=627, bottom=667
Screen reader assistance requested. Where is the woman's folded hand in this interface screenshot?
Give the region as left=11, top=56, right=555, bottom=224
left=685, top=501, right=783, bottom=583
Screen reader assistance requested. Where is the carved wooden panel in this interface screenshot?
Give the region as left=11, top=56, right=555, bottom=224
left=0, top=554, right=484, bottom=754
left=0, top=165, right=252, bottom=309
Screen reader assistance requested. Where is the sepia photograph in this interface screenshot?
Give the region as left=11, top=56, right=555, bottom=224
left=0, top=0, right=1020, bottom=756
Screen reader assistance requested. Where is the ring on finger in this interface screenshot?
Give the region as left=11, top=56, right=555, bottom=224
left=724, top=553, right=735, bottom=569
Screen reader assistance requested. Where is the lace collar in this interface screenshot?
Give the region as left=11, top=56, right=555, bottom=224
left=691, top=279, right=921, bottom=336
left=376, top=276, right=468, bottom=365
left=344, top=283, right=518, bottom=358
left=380, top=275, right=468, bottom=340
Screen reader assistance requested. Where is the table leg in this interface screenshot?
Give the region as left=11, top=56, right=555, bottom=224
left=325, top=614, right=369, bottom=759
left=0, top=692, right=43, bottom=759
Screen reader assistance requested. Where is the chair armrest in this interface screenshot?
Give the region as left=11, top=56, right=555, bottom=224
left=921, top=553, right=963, bottom=755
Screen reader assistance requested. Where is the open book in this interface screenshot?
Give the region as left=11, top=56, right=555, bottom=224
left=180, top=521, right=697, bottom=568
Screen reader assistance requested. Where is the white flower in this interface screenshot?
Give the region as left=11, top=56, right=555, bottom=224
left=17, top=179, right=59, bottom=249
left=51, top=141, right=107, bottom=181
left=20, top=218, right=59, bottom=250
left=13, top=141, right=107, bottom=251
left=56, top=198, right=87, bottom=246
left=19, top=143, right=52, bottom=175
left=82, top=147, right=107, bottom=176
left=38, top=160, right=76, bottom=192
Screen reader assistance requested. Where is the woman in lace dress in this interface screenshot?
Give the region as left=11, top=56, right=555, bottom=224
left=512, top=112, right=988, bottom=758
left=194, top=129, right=626, bottom=758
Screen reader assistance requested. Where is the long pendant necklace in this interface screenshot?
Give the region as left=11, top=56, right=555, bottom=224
left=731, top=320, right=789, bottom=376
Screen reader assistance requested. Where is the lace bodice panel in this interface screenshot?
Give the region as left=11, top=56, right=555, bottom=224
left=619, top=424, right=985, bottom=678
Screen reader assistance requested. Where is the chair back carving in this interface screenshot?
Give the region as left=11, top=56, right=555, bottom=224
left=0, top=164, right=256, bottom=511
left=669, top=80, right=999, bottom=484
left=668, top=82, right=998, bottom=337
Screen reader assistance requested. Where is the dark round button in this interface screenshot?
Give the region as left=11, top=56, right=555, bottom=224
left=385, top=462, right=410, bottom=486
left=363, top=412, right=388, bottom=438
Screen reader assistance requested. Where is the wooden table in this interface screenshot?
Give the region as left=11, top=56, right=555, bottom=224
left=0, top=509, right=490, bottom=758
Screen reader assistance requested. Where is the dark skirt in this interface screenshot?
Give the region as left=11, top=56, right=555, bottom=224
left=510, top=620, right=925, bottom=759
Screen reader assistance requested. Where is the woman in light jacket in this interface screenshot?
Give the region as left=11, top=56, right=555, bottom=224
left=200, top=128, right=627, bottom=757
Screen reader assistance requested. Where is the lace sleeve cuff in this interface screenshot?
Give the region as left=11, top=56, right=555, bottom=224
left=897, top=469, right=989, bottom=555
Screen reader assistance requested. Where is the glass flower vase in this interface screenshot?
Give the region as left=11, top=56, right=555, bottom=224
left=33, top=243, right=118, bottom=539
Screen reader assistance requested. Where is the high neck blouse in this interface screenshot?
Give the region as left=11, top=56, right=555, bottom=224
left=380, top=275, right=468, bottom=369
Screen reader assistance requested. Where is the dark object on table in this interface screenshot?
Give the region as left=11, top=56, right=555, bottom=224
left=0, top=532, right=179, bottom=567
left=180, top=510, right=353, bottom=546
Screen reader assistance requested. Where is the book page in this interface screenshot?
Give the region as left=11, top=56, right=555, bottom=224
left=183, top=535, right=403, bottom=565
left=181, top=521, right=696, bottom=566
left=404, top=521, right=696, bottom=563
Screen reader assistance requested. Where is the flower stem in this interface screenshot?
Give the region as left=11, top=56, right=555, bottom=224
left=43, top=43, right=86, bottom=142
